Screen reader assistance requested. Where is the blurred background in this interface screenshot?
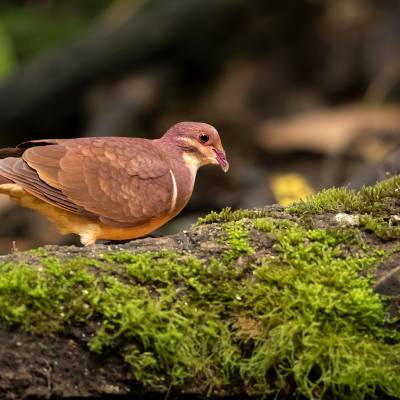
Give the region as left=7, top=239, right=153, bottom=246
left=0, top=0, right=400, bottom=252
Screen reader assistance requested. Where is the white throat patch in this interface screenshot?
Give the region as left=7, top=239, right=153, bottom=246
left=182, top=152, right=201, bottom=182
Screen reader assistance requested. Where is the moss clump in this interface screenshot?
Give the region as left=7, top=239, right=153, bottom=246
left=359, top=214, right=400, bottom=241
left=221, top=221, right=254, bottom=262
left=0, top=256, right=95, bottom=332
left=252, top=217, right=274, bottom=232
left=196, top=206, right=270, bottom=225
left=246, top=222, right=400, bottom=398
left=289, top=175, right=400, bottom=216
left=288, top=187, right=360, bottom=214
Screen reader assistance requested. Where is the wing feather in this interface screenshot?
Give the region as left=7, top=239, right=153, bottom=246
left=0, top=158, right=93, bottom=216
left=2, top=137, right=173, bottom=227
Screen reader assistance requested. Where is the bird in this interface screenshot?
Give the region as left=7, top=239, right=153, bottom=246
left=0, top=122, right=229, bottom=246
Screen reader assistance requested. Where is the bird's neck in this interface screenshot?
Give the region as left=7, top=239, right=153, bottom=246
left=155, top=138, right=199, bottom=213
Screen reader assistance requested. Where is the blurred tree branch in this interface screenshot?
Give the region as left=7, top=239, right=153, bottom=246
left=0, top=0, right=245, bottom=132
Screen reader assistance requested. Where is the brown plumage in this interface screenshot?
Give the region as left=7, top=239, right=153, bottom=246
left=0, top=122, right=228, bottom=245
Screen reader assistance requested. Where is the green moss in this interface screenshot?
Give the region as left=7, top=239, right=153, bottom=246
left=221, top=221, right=254, bottom=263
left=247, top=222, right=400, bottom=398
left=0, top=251, right=244, bottom=391
left=88, top=249, right=249, bottom=391
left=287, top=176, right=400, bottom=243
left=196, top=206, right=269, bottom=225
left=253, top=217, right=274, bottom=232
left=289, top=175, right=400, bottom=216
left=288, top=187, right=361, bottom=214
left=30, top=247, right=49, bottom=257
left=1, top=178, right=400, bottom=398
left=360, top=214, right=400, bottom=241
left=0, top=256, right=96, bottom=332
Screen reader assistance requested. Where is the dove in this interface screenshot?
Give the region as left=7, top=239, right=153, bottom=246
left=0, top=122, right=228, bottom=245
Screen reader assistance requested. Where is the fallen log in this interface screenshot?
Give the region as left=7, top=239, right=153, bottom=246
left=0, top=177, right=400, bottom=399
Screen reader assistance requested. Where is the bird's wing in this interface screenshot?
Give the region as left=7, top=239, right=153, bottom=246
left=0, top=137, right=174, bottom=227
left=0, top=157, right=94, bottom=216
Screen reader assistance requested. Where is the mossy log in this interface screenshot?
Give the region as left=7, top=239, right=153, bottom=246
left=1, top=178, right=400, bottom=400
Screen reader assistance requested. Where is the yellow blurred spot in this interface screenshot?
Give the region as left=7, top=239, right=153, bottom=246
left=0, top=22, right=15, bottom=80
left=270, top=173, right=314, bottom=206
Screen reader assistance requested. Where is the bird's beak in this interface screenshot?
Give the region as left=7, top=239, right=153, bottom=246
left=212, top=147, right=229, bottom=172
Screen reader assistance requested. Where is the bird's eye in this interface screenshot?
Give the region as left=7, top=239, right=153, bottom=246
left=199, top=133, right=209, bottom=143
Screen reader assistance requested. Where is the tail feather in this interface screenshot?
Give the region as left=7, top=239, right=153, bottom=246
left=0, top=175, right=12, bottom=185
left=0, top=156, right=18, bottom=184
left=0, top=147, right=24, bottom=159
left=0, top=140, right=62, bottom=160
left=0, top=146, right=24, bottom=183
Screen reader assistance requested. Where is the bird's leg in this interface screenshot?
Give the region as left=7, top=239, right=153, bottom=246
left=80, top=232, right=97, bottom=246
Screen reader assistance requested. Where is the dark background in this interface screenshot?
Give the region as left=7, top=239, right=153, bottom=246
left=0, top=0, right=400, bottom=252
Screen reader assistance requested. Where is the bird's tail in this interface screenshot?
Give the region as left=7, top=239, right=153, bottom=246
left=0, top=156, right=15, bottom=185
left=0, top=147, right=24, bottom=159
left=0, top=176, right=12, bottom=185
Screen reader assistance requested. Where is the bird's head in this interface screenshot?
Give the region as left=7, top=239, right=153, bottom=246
left=162, top=122, right=229, bottom=172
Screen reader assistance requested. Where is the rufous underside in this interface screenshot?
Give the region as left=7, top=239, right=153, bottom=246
left=0, top=183, right=178, bottom=245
